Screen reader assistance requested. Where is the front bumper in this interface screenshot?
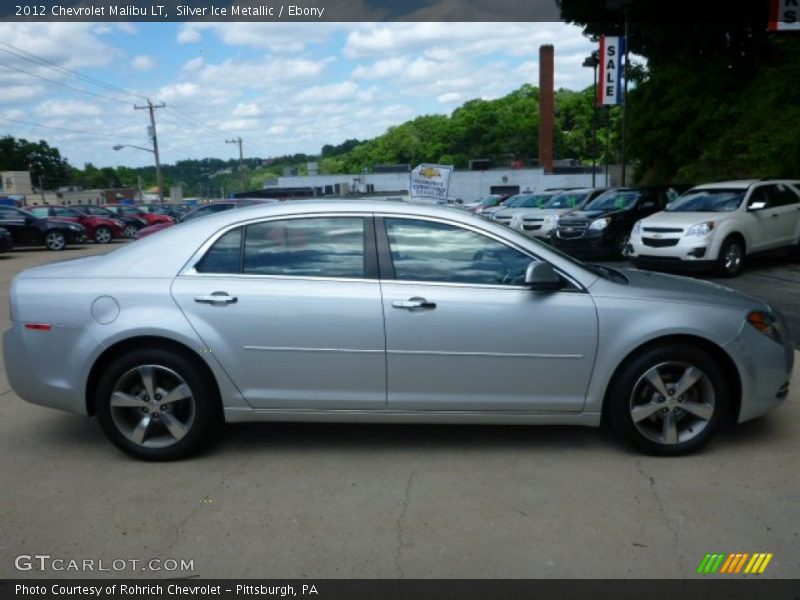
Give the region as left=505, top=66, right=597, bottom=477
left=551, top=229, right=615, bottom=258
left=724, top=315, right=794, bottom=423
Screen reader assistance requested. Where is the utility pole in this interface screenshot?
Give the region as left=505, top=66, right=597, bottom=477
left=226, top=137, right=245, bottom=192
left=134, top=99, right=166, bottom=204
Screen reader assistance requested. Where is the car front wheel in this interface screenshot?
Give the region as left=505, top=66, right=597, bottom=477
left=44, top=230, right=67, bottom=251
left=606, top=343, right=730, bottom=456
left=717, top=238, right=744, bottom=277
left=95, top=349, right=222, bottom=460
left=123, top=224, right=138, bottom=238
left=94, top=226, right=112, bottom=244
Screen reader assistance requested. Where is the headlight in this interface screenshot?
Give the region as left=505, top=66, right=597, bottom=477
left=686, top=221, right=715, bottom=236
left=747, top=310, right=785, bottom=345
left=589, top=218, right=610, bottom=231
left=114, top=220, right=125, bottom=228
left=632, top=221, right=642, bottom=235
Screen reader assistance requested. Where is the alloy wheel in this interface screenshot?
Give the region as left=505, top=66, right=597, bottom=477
left=109, top=365, right=196, bottom=449
left=723, top=243, right=742, bottom=274
left=94, top=227, right=112, bottom=244
left=629, top=361, right=715, bottom=445
left=123, top=225, right=137, bottom=238
left=45, top=231, right=66, bottom=250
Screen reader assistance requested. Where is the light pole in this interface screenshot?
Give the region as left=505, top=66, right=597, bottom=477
left=582, top=51, right=600, bottom=187
left=112, top=144, right=162, bottom=203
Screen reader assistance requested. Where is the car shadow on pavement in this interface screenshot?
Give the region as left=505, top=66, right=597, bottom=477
left=32, top=411, right=787, bottom=461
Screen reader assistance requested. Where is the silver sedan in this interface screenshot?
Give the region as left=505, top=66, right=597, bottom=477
left=3, top=201, right=793, bottom=459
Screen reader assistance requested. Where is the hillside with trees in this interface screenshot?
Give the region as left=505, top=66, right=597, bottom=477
left=559, top=0, right=800, bottom=183
left=1, top=85, right=622, bottom=197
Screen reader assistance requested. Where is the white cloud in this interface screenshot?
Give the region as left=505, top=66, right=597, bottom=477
left=437, top=92, right=462, bottom=104
left=296, top=81, right=360, bottom=103
left=232, top=103, right=263, bottom=118
left=131, top=55, right=156, bottom=71
left=35, top=99, right=102, bottom=117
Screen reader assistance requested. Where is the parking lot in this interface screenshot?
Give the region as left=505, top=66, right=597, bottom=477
left=0, top=242, right=798, bottom=579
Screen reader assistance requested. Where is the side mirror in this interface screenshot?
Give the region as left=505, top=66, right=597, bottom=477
left=524, top=261, right=563, bottom=291
left=748, top=201, right=767, bottom=211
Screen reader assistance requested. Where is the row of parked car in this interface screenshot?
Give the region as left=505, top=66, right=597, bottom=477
left=467, top=179, right=800, bottom=277
left=0, top=202, right=185, bottom=251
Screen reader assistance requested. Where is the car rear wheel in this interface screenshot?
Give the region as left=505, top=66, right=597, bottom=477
left=123, top=224, right=138, bottom=238
left=717, top=238, right=744, bottom=277
left=44, top=231, right=67, bottom=251
left=94, top=226, right=112, bottom=244
left=95, top=349, right=222, bottom=460
left=606, top=343, right=729, bottom=456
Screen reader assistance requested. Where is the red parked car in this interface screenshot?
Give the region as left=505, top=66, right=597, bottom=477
left=104, top=204, right=174, bottom=226
left=26, top=205, right=125, bottom=244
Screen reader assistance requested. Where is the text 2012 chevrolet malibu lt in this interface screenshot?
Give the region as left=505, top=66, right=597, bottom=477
left=3, top=201, right=793, bottom=460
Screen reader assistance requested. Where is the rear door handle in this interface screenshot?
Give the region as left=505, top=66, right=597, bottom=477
left=392, top=297, right=436, bottom=310
left=195, top=292, right=237, bottom=305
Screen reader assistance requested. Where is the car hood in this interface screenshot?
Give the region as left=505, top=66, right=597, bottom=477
left=641, top=211, right=731, bottom=227
left=590, top=267, right=768, bottom=311
left=560, top=208, right=627, bottom=221
left=494, top=207, right=544, bottom=218
left=45, top=219, right=84, bottom=229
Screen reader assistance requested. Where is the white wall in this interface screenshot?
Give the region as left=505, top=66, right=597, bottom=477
left=264, top=168, right=595, bottom=202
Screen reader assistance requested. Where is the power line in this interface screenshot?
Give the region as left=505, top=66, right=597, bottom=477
left=0, top=42, right=145, bottom=103
left=0, top=60, right=133, bottom=106
left=0, top=116, right=145, bottom=142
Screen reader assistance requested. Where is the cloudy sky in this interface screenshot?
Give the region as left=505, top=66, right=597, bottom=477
left=0, top=22, right=595, bottom=168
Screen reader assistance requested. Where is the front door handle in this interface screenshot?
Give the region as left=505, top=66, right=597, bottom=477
left=392, top=297, right=436, bottom=310
left=195, top=292, right=238, bottom=305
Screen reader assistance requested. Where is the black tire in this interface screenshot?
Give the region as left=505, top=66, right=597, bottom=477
left=44, top=230, right=67, bottom=251
left=94, top=226, right=112, bottom=244
left=606, top=343, right=730, bottom=456
left=790, top=239, right=800, bottom=262
left=716, top=237, right=744, bottom=277
left=95, top=348, right=223, bottom=460
left=123, top=224, right=138, bottom=238
left=614, top=231, right=631, bottom=260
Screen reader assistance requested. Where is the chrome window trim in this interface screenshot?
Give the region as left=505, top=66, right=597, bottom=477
left=179, top=210, right=586, bottom=293
left=377, top=213, right=587, bottom=293
left=180, top=212, right=372, bottom=278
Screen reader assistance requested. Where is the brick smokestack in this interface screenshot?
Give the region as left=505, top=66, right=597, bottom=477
left=538, top=44, right=555, bottom=173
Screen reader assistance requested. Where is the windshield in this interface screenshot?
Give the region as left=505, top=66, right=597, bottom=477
left=479, top=196, right=503, bottom=207
left=585, top=190, right=642, bottom=211
left=504, top=193, right=551, bottom=208
left=665, top=189, right=745, bottom=212
left=544, top=191, right=589, bottom=209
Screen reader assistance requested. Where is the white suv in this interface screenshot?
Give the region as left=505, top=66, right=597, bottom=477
left=629, top=180, right=800, bottom=276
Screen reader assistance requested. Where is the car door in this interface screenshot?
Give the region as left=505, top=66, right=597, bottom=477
left=745, top=185, right=783, bottom=251
left=378, top=216, right=598, bottom=412
left=171, top=214, right=387, bottom=410
left=0, top=207, right=35, bottom=243
left=767, top=183, right=800, bottom=246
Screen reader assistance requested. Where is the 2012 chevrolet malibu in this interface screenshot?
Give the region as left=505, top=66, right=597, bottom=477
left=3, top=201, right=793, bottom=460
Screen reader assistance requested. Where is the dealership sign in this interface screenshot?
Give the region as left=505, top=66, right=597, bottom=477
left=769, top=0, right=800, bottom=30
left=598, top=36, right=625, bottom=106
left=409, top=164, right=453, bottom=202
